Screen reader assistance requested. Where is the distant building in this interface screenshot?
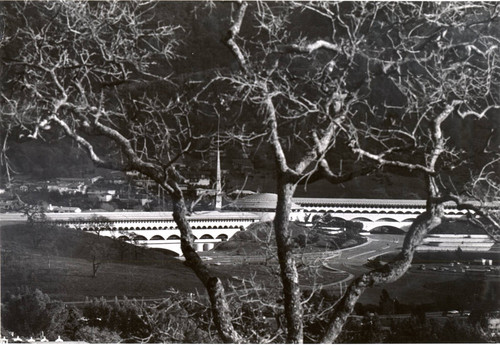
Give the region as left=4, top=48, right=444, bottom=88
left=227, top=193, right=304, bottom=221
left=47, top=179, right=87, bottom=195
left=47, top=204, right=81, bottom=213
left=0, top=199, right=21, bottom=212
left=87, top=188, right=116, bottom=202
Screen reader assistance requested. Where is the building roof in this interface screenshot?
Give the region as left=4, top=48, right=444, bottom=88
left=292, top=197, right=500, bottom=209
left=229, top=193, right=301, bottom=211
left=39, top=210, right=261, bottom=222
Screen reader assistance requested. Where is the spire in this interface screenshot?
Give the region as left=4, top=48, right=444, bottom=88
left=215, top=116, right=222, bottom=211
left=215, top=148, right=222, bottom=210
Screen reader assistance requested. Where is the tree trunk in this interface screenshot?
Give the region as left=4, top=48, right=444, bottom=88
left=169, top=186, right=242, bottom=343
left=274, top=177, right=303, bottom=343
left=320, top=210, right=443, bottom=343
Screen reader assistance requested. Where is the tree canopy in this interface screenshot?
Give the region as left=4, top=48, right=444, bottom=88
left=1, top=1, right=499, bottom=343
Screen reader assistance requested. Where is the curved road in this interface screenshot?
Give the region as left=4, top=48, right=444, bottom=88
left=205, top=234, right=404, bottom=288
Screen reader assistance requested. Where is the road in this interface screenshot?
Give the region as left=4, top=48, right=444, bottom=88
left=204, top=234, right=404, bottom=287
left=325, top=234, right=402, bottom=276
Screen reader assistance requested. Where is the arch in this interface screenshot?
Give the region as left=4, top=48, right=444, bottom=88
left=133, top=235, right=147, bottom=241
left=325, top=216, right=346, bottom=223
left=200, top=234, right=214, bottom=239
left=351, top=217, right=372, bottom=222
left=376, top=217, right=399, bottom=222
left=150, top=235, right=165, bottom=240
left=402, top=218, right=417, bottom=223
left=216, top=234, right=228, bottom=241
left=167, top=235, right=181, bottom=240
left=370, top=226, right=405, bottom=235
left=141, top=227, right=146, bottom=230
left=118, top=235, right=130, bottom=241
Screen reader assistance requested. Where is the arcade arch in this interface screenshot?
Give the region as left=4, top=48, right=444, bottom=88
left=376, top=217, right=399, bottom=223
left=216, top=234, right=228, bottom=241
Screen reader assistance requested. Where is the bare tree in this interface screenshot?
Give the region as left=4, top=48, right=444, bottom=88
left=218, top=1, right=500, bottom=343
left=2, top=1, right=499, bottom=343
left=0, top=1, right=240, bottom=342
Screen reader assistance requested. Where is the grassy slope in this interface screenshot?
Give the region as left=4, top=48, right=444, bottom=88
left=0, top=224, right=223, bottom=301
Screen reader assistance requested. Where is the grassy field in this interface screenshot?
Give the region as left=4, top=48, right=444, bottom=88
left=0, top=223, right=223, bottom=301
left=1, top=221, right=356, bottom=302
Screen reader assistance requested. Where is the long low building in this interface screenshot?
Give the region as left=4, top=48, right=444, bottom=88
left=2, top=195, right=498, bottom=255
left=54, top=210, right=261, bottom=255
left=1, top=210, right=261, bottom=255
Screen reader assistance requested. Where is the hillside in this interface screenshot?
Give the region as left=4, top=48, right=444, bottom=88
left=211, top=221, right=366, bottom=256
left=0, top=224, right=221, bottom=301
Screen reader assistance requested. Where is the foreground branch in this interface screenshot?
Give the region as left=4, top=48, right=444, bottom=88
left=169, top=182, right=243, bottom=343
left=321, top=210, right=443, bottom=343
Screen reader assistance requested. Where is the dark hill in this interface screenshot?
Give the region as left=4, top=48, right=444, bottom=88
left=211, top=221, right=366, bottom=255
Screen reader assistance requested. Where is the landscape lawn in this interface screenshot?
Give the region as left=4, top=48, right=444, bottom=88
left=0, top=224, right=217, bottom=302
left=1, top=220, right=356, bottom=302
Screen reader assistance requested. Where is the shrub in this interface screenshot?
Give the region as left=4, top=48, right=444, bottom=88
left=1, top=287, right=67, bottom=338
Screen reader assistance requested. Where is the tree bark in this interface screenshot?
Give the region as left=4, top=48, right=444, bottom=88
left=170, top=185, right=242, bottom=344
left=320, top=210, right=443, bottom=343
left=274, top=176, right=303, bottom=343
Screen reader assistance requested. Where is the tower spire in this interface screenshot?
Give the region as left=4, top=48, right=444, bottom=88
left=215, top=117, right=222, bottom=211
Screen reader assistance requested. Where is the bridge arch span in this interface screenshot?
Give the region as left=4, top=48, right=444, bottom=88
left=150, top=235, right=165, bottom=241
left=118, top=235, right=129, bottom=241
left=167, top=235, right=180, bottom=240
left=200, top=234, right=214, bottom=239
left=133, top=235, right=148, bottom=241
